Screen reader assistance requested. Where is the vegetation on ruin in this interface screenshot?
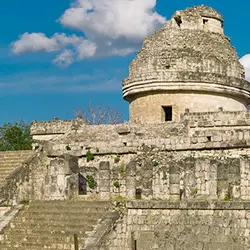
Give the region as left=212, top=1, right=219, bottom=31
left=86, top=175, right=97, bottom=189
left=113, top=181, right=120, bottom=189
left=119, top=164, right=126, bottom=176
left=0, top=121, right=32, bottom=151
left=114, top=155, right=120, bottom=163
left=86, top=150, right=94, bottom=162
left=20, top=199, right=30, bottom=205
left=153, top=161, right=159, bottom=167
left=65, top=145, right=71, bottom=151
left=224, top=194, right=230, bottom=201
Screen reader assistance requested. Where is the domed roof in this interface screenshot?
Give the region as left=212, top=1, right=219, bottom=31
left=123, top=5, right=250, bottom=103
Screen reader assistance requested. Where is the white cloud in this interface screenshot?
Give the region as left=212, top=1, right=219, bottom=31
left=77, top=40, right=97, bottom=59
left=240, top=54, right=250, bottom=82
left=53, top=49, right=75, bottom=67
left=60, top=0, right=165, bottom=41
left=11, top=0, right=166, bottom=66
left=12, top=33, right=59, bottom=54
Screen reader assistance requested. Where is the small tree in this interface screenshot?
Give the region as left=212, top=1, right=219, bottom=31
left=0, top=121, right=32, bottom=151
left=73, top=104, right=123, bottom=125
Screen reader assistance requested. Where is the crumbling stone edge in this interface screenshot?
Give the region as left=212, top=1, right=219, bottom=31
left=82, top=211, right=120, bottom=250
left=0, top=204, right=23, bottom=241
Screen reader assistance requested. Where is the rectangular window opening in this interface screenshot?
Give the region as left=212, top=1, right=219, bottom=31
left=162, top=106, right=173, bottom=121
left=135, top=188, right=142, bottom=200
left=203, top=19, right=208, bottom=25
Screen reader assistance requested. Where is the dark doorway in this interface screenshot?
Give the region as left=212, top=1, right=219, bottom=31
left=78, top=173, right=87, bottom=195
left=162, top=106, right=173, bottom=121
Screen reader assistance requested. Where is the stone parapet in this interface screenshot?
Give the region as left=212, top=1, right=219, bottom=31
left=127, top=200, right=250, bottom=210
left=30, top=120, right=88, bottom=141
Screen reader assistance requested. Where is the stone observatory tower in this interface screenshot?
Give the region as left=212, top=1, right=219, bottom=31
left=123, top=5, right=250, bottom=123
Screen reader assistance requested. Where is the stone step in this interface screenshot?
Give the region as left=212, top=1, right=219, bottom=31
left=10, top=221, right=96, bottom=231
left=29, top=200, right=112, bottom=208
left=25, top=207, right=109, bottom=215
left=3, top=227, right=88, bottom=236
left=0, top=172, right=16, bottom=181
left=14, top=212, right=103, bottom=221
left=0, top=150, right=34, bottom=185
left=0, top=160, right=21, bottom=164
left=0, top=170, right=19, bottom=177
left=0, top=246, right=66, bottom=250
left=4, top=231, right=87, bottom=243
left=1, top=241, right=79, bottom=250
left=0, top=200, right=112, bottom=250
left=0, top=150, right=33, bottom=155
left=0, top=164, right=21, bottom=169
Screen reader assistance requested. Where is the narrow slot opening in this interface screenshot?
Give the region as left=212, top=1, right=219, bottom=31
left=180, top=189, right=184, bottom=200
left=134, top=240, right=137, bottom=250
left=207, top=136, right=212, bottom=142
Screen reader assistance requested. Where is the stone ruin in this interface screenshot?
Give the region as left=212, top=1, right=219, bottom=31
left=1, top=5, right=250, bottom=250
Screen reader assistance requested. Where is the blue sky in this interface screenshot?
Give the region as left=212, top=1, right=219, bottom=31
left=1, top=0, right=250, bottom=124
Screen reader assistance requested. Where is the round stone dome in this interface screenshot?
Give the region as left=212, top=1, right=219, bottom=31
left=123, top=5, right=250, bottom=123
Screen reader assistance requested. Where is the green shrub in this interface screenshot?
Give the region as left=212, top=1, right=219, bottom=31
left=114, top=155, right=120, bottom=163
left=224, top=194, right=230, bottom=201
left=20, top=200, right=30, bottom=205
left=153, top=161, right=159, bottom=167
left=120, top=164, right=126, bottom=176
left=113, top=181, right=120, bottom=189
left=86, top=175, right=97, bottom=189
left=86, top=150, right=94, bottom=162
left=65, top=145, right=71, bottom=151
left=0, top=121, right=32, bottom=151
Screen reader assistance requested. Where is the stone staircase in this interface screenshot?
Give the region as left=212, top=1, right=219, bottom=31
left=0, top=200, right=117, bottom=250
left=0, top=150, right=34, bottom=184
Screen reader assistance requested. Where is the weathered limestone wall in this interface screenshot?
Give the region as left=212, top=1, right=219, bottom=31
left=129, top=92, right=247, bottom=122
left=18, top=148, right=250, bottom=202
left=36, top=117, right=250, bottom=155
left=27, top=110, right=250, bottom=202
left=101, top=201, right=250, bottom=250
left=31, top=119, right=87, bottom=141
left=174, top=13, right=223, bottom=34
left=203, top=17, right=223, bottom=33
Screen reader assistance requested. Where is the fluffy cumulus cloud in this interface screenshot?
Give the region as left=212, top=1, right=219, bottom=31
left=11, top=0, right=165, bottom=66
left=12, top=33, right=59, bottom=54
left=60, top=0, right=165, bottom=41
left=240, top=54, right=250, bottom=82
